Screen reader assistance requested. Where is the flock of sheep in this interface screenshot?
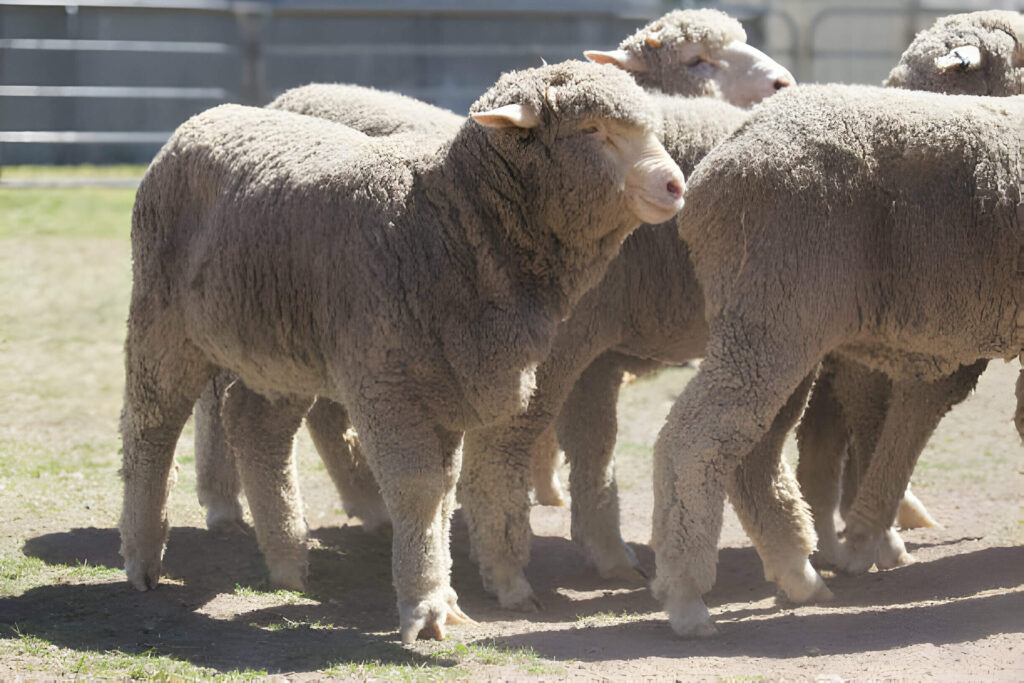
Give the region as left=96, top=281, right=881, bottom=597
left=115, top=8, right=1024, bottom=643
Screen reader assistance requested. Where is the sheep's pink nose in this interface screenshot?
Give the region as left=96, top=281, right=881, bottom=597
left=667, top=179, right=683, bottom=200
left=774, top=77, right=792, bottom=90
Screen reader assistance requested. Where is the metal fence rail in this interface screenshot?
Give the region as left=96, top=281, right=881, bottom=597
left=0, top=0, right=664, bottom=166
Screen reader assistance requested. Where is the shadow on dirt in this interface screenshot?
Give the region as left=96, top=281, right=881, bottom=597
left=14, top=523, right=1022, bottom=671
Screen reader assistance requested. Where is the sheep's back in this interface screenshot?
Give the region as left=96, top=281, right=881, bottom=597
left=679, top=85, right=1024, bottom=366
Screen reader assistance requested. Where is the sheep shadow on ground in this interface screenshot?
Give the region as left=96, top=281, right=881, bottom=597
left=16, top=525, right=1021, bottom=671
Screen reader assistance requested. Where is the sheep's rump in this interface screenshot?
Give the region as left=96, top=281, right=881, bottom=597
left=680, top=85, right=1024, bottom=377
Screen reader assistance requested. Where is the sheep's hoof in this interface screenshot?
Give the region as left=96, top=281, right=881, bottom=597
left=399, top=590, right=473, bottom=645
left=834, top=532, right=880, bottom=575
left=268, top=561, right=308, bottom=592
left=500, top=589, right=543, bottom=612
left=664, top=593, right=717, bottom=638
left=775, top=557, right=833, bottom=604
left=533, top=488, right=567, bottom=507
left=874, top=528, right=915, bottom=570
left=205, top=499, right=246, bottom=535
left=896, top=490, right=939, bottom=530
left=593, top=547, right=647, bottom=584
left=124, top=556, right=162, bottom=592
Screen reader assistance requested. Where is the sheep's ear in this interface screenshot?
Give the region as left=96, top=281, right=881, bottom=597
left=935, top=45, right=983, bottom=72
left=584, top=48, right=649, bottom=73
left=471, top=103, right=540, bottom=129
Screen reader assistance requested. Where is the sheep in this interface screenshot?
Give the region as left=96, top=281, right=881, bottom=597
left=796, top=9, right=1024, bottom=571
left=190, top=7, right=797, bottom=534
left=194, top=86, right=463, bottom=535
left=457, top=94, right=749, bottom=610
left=267, top=82, right=464, bottom=137
left=118, top=59, right=686, bottom=644
left=584, top=8, right=794, bottom=107
left=651, top=83, right=1022, bottom=637
left=884, top=10, right=1024, bottom=96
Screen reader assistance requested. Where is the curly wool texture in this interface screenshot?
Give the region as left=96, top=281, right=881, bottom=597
left=657, top=84, right=1023, bottom=614
left=617, top=9, right=747, bottom=96
left=458, top=95, right=751, bottom=608
left=885, top=10, right=1024, bottom=96
left=120, top=60, right=670, bottom=638
left=267, top=83, right=464, bottom=137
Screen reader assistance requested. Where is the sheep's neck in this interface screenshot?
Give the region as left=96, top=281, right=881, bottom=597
left=427, top=126, right=621, bottom=323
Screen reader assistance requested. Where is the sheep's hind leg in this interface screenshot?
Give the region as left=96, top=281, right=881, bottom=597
left=120, top=323, right=212, bottom=592
left=194, top=371, right=247, bottom=534
left=795, top=358, right=849, bottom=567
left=728, top=373, right=832, bottom=605
left=836, top=360, right=985, bottom=573
left=460, top=421, right=539, bottom=612
left=221, top=382, right=312, bottom=591
left=305, top=398, right=390, bottom=533
left=650, top=341, right=819, bottom=638
left=557, top=353, right=648, bottom=582
left=529, top=424, right=566, bottom=506
left=353, top=406, right=473, bottom=643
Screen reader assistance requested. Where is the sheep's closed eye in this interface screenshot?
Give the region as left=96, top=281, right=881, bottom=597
left=581, top=125, right=600, bottom=135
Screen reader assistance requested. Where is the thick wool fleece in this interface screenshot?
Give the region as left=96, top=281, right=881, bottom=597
left=119, top=59, right=669, bottom=642
left=195, top=83, right=465, bottom=531
left=654, top=84, right=1023, bottom=634
left=797, top=12, right=1024, bottom=571
left=267, top=83, right=464, bottom=137
left=885, top=11, right=1024, bottom=96
left=459, top=96, right=753, bottom=609
left=618, top=9, right=746, bottom=96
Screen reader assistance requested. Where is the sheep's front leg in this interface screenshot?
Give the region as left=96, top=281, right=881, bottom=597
left=651, top=339, right=819, bottom=638
left=836, top=360, right=985, bottom=573
left=353, top=408, right=472, bottom=643
left=194, top=371, right=246, bottom=534
left=557, top=353, right=645, bottom=582
left=727, top=373, right=832, bottom=605
left=221, top=382, right=312, bottom=590
left=459, top=422, right=539, bottom=611
left=305, top=398, right=390, bottom=532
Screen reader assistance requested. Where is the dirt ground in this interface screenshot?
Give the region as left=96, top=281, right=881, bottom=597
left=2, top=352, right=1021, bottom=680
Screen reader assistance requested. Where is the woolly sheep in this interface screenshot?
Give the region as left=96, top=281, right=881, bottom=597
left=118, top=60, right=686, bottom=644
left=585, top=8, right=794, bottom=107
left=884, top=10, right=1024, bottom=96
left=796, top=9, right=1024, bottom=572
left=190, top=8, right=798, bottom=534
left=193, top=85, right=462, bottom=534
left=458, top=94, right=749, bottom=609
left=652, top=84, right=1023, bottom=637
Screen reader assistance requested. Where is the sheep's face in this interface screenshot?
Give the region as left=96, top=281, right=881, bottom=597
left=577, top=117, right=686, bottom=226
left=586, top=39, right=794, bottom=107
left=471, top=106, right=685, bottom=233
left=885, top=12, right=1024, bottom=96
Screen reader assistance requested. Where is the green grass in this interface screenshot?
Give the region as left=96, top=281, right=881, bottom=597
left=0, top=187, right=135, bottom=239
left=0, top=555, right=121, bottom=596
left=1, top=164, right=147, bottom=180
left=0, top=629, right=266, bottom=680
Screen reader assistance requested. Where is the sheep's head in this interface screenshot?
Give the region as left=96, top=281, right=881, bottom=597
left=469, top=60, right=685, bottom=245
left=884, top=10, right=1024, bottom=97
left=584, top=8, right=794, bottom=107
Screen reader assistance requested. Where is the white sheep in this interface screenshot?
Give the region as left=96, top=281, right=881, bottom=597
left=190, top=8, right=797, bottom=536
left=796, top=9, right=1024, bottom=571
left=118, top=60, right=685, bottom=644
left=584, top=8, right=794, bottom=107
left=653, top=83, right=1023, bottom=637
left=457, top=94, right=749, bottom=610
left=193, top=86, right=462, bottom=535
